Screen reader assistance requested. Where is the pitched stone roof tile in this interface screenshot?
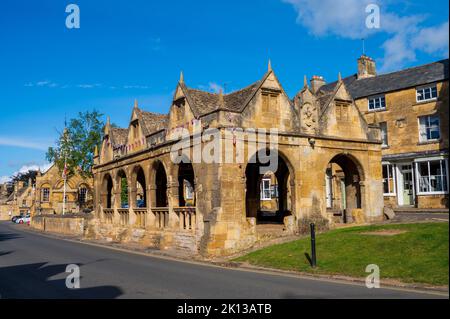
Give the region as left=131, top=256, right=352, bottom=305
left=320, top=59, right=449, bottom=99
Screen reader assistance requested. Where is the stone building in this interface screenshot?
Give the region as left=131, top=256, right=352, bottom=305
left=320, top=56, right=449, bottom=210
left=0, top=182, right=12, bottom=220
left=0, top=180, right=35, bottom=219
left=34, top=164, right=94, bottom=215
left=92, top=62, right=384, bottom=256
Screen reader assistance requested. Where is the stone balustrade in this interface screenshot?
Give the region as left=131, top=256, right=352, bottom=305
left=151, top=207, right=169, bottom=229
left=174, top=207, right=196, bottom=232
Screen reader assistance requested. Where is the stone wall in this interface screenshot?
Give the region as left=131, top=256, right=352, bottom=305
left=31, top=214, right=92, bottom=236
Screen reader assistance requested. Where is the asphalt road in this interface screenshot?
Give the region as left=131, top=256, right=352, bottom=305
left=0, top=221, right=447, bottom=299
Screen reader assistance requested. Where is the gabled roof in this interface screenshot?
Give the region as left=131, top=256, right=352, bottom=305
left=320, top=59, right=449, bottom=99
left=136, top=109, right=168, bottom=136
left=110, top=127, right=128, bottom=145
left=180, top=79, right=262, bottom=115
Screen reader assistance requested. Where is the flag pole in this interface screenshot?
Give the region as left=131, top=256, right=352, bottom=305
left=63, top=155, right=66, bottom=216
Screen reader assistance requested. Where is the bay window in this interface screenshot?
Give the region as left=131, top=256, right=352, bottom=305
left=416, top=159, right=448, bottom=194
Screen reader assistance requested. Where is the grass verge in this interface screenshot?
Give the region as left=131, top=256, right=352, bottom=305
left=234, top=223, right=449, bottom=286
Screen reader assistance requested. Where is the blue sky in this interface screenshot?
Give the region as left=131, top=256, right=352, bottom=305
left=0, top=0, right=448, bottom=181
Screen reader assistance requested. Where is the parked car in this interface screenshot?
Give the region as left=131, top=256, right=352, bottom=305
left=11, top=215, right=23, bottom=223
left=15, top=214, right=31, bottom=224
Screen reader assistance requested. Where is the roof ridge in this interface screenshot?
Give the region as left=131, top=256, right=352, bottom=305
left=375, top=58, right=449, bottom=77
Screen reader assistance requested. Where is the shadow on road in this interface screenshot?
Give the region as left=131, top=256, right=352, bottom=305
left=0, top=231, right=23, bottom=242
left=0, top=262, right=123, bottom=299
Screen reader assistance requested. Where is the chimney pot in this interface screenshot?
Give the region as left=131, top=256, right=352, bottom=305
left=310, top=76, right=326, bottom=93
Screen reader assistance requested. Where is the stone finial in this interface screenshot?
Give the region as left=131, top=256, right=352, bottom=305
left=179, top=71, right=184, bottom=83
left=304, top=75, right=308, bottom=88
left=106, top=116, right=110, bottom=126
left=338, top=72, right=342, bottom=83
left=134, top=99, right=138, bottom=109
left=268, top=59, right=272, bottom=72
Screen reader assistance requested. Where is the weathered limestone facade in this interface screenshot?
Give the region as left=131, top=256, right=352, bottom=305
left=33, top=164, right=94, bottom=215
left=0, top=181, right=35, bottom=220
left=322, top=56, right=449, bottom=209
left=92, top=63, right=384, bottom=256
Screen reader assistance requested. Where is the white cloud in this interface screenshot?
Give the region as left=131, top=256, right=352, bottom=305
left=283, top=0, right=449, bottom=72
left=25, top=80, right=59, bottom=88
left=0, top=137, right=50, bottom=151
left=16, top=163, right=52, bottom=174
left=76, top=83, right=102, bottom=89
left=0, top=176, right=11, bottom=184
left=0, top=163, right=52, bottom=184
left=123, top=85, right=150, bottom=89
left=198, top=82, right=224, bottom=93
left=411, top=21, right=449, bottom=57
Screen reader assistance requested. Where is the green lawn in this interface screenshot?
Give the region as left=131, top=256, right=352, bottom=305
left=235, top=223, right=449, bottom=286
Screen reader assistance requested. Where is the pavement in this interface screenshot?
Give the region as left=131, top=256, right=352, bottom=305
left=0, top=221, right=448, bottom=299
left=391, top=212, right=449, bottom=223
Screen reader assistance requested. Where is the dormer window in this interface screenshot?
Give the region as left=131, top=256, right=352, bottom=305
left=261, top=91, right=279, bottom=112
left=336, top=102, right=350, bottom=121
left=416, top=85, right=437, bottom=102
left=368, top=95, right=386, bottom=111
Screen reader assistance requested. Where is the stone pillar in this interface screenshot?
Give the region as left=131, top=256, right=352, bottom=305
left=129, top=185, right=137, bottom=225
left=146, top=185, right=155, bottom=228
left=167, top=181, right=179, bottom=228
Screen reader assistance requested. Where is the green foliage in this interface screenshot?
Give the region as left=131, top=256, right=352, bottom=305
left=121, top=178, right=128, bottom=207
left=235, top=223, right=449, bottom=285
left=46, top=110, right=104, bottom=178
left=11, top=170, right=38, bottom=186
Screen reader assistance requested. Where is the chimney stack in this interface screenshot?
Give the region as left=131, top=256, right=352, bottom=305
left=310, top=75, right=326, bottom=93
left=357, top=55, right=376, bottom=79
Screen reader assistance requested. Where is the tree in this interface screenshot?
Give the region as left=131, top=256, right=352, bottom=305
left=11, top=170, right=38, bottom=186
left=46, top=110, right=104, bottom=178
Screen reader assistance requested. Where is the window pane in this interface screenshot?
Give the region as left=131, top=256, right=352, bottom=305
left=418, top=163, right=429, bottom=192
left=417, top=89, right=423, bottom=101
left=431, top=86, right=437, bottom=98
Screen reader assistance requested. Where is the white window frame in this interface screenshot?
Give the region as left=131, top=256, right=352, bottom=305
left=418, top=114, right=440, bottom=143
left=414, top=157, right=449, bottom=195
left=260, top=178, right=272, bottom=200
left=416, top=85, right=438, bottom=103
left=382, top=163, right=396, bottom=196
left=368, top=95, right=386, bottom=111
left=184, top=180, right=194, bottom=200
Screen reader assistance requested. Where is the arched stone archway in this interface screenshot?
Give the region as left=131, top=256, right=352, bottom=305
left=101, top=174, right=113, bottom=208
left=132, top=165, right=147, bottom=208
left=325, top=153, right=364, bottom=223
left=116, top=169, right=129, bottom=208
left=151, top=160, right=168, bottom=207
left=245, top=149, right=294, bottom=224
left=178, top=162, right=195, bottom=207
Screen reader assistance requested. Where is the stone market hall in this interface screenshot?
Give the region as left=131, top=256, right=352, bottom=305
left=92, top=61, right=384, bottom=256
